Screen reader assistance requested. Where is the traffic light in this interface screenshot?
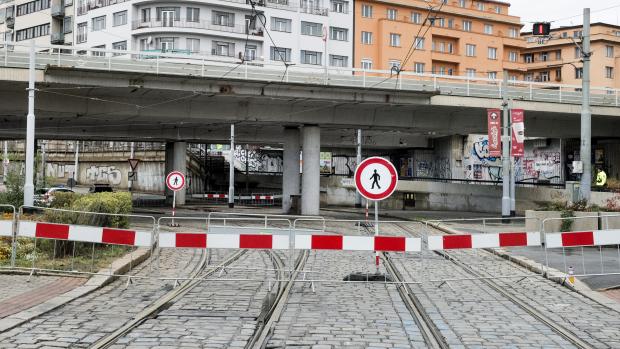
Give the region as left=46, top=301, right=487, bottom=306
left=532, top=22, right=551, bottom=36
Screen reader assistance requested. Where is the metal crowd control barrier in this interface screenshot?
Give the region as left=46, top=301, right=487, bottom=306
left=12, top=206, right=156, bottom=275
left=542, top=213, right=620, bottom=281
left=0, top=204, right=16, bottom=267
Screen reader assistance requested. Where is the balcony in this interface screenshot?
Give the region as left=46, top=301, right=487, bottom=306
left=300, top=6, right=328, bottom=16
left=6, top=16, right=14, bottom=29
left=265, top=0, right=296, bottom=10
left=132, top=19, right=264, bottom=37
left=431, top=50, right=460, bottom=63
left=51, top=0, right=65, bottom=18
left=51, top=32, right=64, bottom=44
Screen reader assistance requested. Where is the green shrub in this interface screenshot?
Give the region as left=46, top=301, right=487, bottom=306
left=0, top=169, right=24, bottom=208
left=44, top=192, right=132, bottom=229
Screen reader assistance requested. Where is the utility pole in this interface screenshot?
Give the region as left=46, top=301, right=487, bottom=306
left=579, top=8, right=592, bottom=201
left=355, top=129, right=362, bottom=208
left=228, top=124, right=235, bottom=208
left=128, top=141, right=134, bottom=191
left=23, top=41, right=36, bottom=206
left=2, top=141, right=7, bottom=184
left=73, top=140, right=79, bottom=186
left=501, top=71, right=511, bottom=219
left=509, top=100, right=516, bottom=216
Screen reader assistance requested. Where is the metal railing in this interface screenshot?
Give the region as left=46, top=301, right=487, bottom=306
left=2, top=41, right=619, bottom=107
left=132, top=19, right=264, bottom=36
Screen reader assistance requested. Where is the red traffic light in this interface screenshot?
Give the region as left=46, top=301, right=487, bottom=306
left=532, top=22, right=551, bottom=36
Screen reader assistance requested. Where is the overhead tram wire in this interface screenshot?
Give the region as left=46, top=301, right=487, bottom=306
left=522, top=3, right=620, bottom=24
left=366, top=1, right=445, bottom=90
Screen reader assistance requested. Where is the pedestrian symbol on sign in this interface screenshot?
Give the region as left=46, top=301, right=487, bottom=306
left=370, top=169, right=381, bottom=189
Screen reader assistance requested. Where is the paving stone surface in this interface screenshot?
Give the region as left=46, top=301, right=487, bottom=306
left=0, top=249, right=204, bottom=348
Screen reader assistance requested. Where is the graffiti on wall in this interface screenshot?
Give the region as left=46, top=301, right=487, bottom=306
left=85, top=166, right=122, bottom=185
left=464, top=135, right=502, bottom=181
left=414, top=158, right=450, bottom=178
left=234, top=146, right=283, bottom=173
left=46, top=163, right=76, bottom=178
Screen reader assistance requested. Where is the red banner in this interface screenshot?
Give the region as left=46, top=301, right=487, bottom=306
left=487, top=109, right=502, bottom=157
left=511, top=109, right=525, bottom=157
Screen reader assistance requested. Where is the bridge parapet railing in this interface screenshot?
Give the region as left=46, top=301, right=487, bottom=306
left=1, top=40, right=619, bottom=107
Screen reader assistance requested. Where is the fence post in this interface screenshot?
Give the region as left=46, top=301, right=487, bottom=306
left=201, top=58, right=205, bottom=77
left=498, top=81, right=502, bottom=98
left=11, top=210, right=18, bottom=268
left=466, top=78, right=470, bottom=96
left=616, top=90, right=618, bottom=106
left=57, top=50, right=61, bottom=66
left=156, top=56, right=159, bottom=75
left=558, top=85, right=562, bottom=102
left=244, top=61, right=248, bottom=80
left=433, top=76, right=437, bottom=90
left=363, top=70, right=366, bottom=87
left=529, top=83, right=533, bottom=100
left=108, top=55, right=112, bottom=71
left=398, top=74, right=402, bottom=90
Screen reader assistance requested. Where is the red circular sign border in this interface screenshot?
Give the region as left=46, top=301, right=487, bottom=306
left=166, top=171, right=186, bottom=191
left=354, top=157, right=398, bottom=201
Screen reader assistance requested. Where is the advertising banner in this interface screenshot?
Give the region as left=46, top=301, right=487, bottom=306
left=487, top=109, right=502, bottom=157
left=511, top=109, right=525, bottom=157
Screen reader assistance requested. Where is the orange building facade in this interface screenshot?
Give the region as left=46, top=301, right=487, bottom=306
left=354, top=0, right=526, bottom=80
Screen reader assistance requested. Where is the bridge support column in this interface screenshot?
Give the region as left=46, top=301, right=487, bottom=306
left=301, top=125, right=320, bottom=216
left=165, top=141, right=187, bottom=205
left=282, top=127, right=300, bottom=214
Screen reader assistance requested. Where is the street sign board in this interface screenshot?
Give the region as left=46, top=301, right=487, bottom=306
left=128, top=158, right=139, bottom=171
left=166, top=171, right=186, bottom=191
left=354, top=157, right=398, bottom=201
left=128, top=171, right=137, bottom=181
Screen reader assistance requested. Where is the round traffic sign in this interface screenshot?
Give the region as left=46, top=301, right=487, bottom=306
left=166, top=171, right=186, bottom=191
left=354, top=157, right=398, bottom=201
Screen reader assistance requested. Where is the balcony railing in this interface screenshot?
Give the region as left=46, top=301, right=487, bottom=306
left=299, top=6, right=328, bottom=16
left=6, top=16, right=14, bottom=29
left=132, top=19, right=264, bottom=37
left=51, top=1, right=65, bottom=17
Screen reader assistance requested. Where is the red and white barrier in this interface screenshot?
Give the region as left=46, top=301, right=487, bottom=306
left=159, top=233, right=421, bottom=252
left=253, top=195, right=273, bottom=200
left=158, top=232, right=289, bottom=249
left=0, top=220, right=13, bottom=237
left=427, top=232, right=541, bottom=250
left=295, top=235, right=421, bottom=252
left=18, top=221, right=152, bottom=247
left=545, top=229, right=620, bottom=248
left=204, top=194, right=228, bottom=199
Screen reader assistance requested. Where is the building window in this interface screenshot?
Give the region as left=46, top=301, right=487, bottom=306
left=466, top=44, right=476, bottom=57
left=63, top=16, right=73, bottom=34
left=463, top=20, right=472, bottom=32
left=16, top=0, right=51, bottom=17
left=459, top=0, right=466, bottom=7
left=509, top=51, right=518, bottom=62
left=213, top=11, right=234, bottom=27
left=606, top=66, right=614, bottom=79
left=466, top=68, right=476, bottom=77
left=213, top=41, right=234, bottom=56
left=539, top=71, right=549, bottom=82
left=389, top=33, right=401, bottom=47
left=271, top=47, right=291, bottom=62
left=411, top=12, right=421, bottom=24
left=433, top=18, right=445, bottom=27
left=573, top=30, right=582, bottom=38
left=186, top=7, right=199, bottom=22
left=301, top=21, right=322, bottom=36
left=606, top=45, right=614, bottom=58
left=447, top=18, right=454, bottom=28
left=92, top=45, right=105, bottom=57
left=555, top=50, right=562, bottom=60
left=113, top=11, right=127, bottom=27
left=495, top=6, right=501, bottom=14
left=484, top=24, right=493, bottom=34
left=92, top=15, right=106, bottom=31
left=361, top=31, right=372, bottom=44
left=540, top=52, right=548, bottom=61
left=301, top=50, right=322, bottom=65
left=141, top=8, right=151, bottom=22
left=361, top=4, right=372, bottom=18
left=187, top=38, right=200, bottom=53
left=158, top=37, right=175, bottom=52
left=488, top=47, right=497, bottom=60
left=331, top=0, right=348, bottom=13
left=77, top=22, right=87, bottom=43
left=15, top=23, right=50, bottom=41
left=414, top=37, right=424, bottom=49
left=476, top=1, right=484, bottom=10
left=330, top=27, right=348, bottom=41
left=139, top=38, right=149, bottom=51
left=245, top=45, right=257, bottom=60
left=389, top=60, right=401, bottom=70
left=361, top=59, right=372, bottom=70
left=555, top=68, right=562, bottom=81
left=271, top=17, right=291, bottom=32
left=575, top=67, right=583, bottom=79
left=575, top=47, right=582, bottom=59
left=524, top=54, right=533, bottom=63
left=387, top=8, right=397, bottom=20
left=329, top=54, right=348, bottom=67
left=488, top=71, right=497, bottom=80
left=112, top=40, right=127, bottom=56
left=414, top=62, right=425, bottom=73
left=508, top=28, right=518, bottom=38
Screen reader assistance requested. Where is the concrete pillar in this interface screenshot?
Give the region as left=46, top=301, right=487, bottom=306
left=282, top=127, right=300, bottom=214
left=301, top=125, right=320, bottom=215
left=165, top=141, right=187, bottom=205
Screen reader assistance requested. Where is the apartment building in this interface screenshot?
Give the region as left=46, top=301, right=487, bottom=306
left=354, top=0, right=525, bottom=79
left=522, top=23, right=620, bottom=88
left=0, top=0, right=74, bottom=47
left=71, top=0, right=353, bottom=68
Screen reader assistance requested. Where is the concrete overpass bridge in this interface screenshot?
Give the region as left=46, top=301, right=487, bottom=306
left=1, top=42, right=620, bottom=214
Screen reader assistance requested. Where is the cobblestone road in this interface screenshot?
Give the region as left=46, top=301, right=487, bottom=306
left=0, top=249, right=203, bottom=348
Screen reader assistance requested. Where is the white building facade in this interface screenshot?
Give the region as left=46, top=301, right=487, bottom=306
left=0, top=0, right=74, bottom=47
left=71, top=0, right=352, bottom=69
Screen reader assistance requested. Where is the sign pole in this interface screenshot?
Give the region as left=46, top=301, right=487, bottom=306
left=172, top=190, right=176, bottom=226
left=374, top=200, right=379, bottom=270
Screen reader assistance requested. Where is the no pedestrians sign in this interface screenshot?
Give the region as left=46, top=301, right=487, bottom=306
left=354, top=157, right=398, bottom=201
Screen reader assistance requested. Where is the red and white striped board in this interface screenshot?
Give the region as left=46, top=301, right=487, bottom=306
left=17, top=221, right=152, bottom=247
left=0, top=220, right=13, bottom=237
left=294, top=235, right=421, bottom=252
left=204, top=194, right=228, bottom=199
left=427, top=232, right=541, bottom=250
left=545, top=230, right=620, bottom=248
left=159, top=233, right=421, bottom=252
left=253, top=195, right=273, bottom=200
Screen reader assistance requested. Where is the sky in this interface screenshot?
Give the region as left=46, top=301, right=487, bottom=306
left=509, top=0, right=620, bottom=29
